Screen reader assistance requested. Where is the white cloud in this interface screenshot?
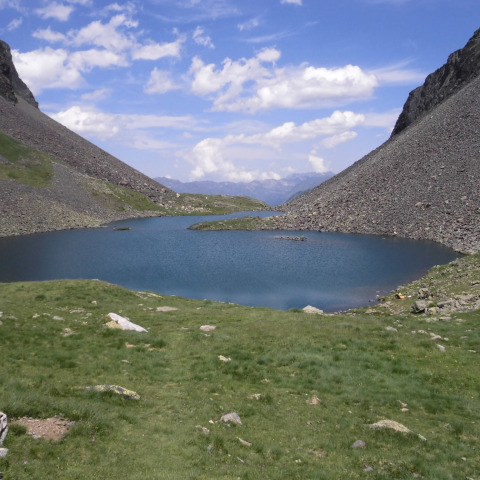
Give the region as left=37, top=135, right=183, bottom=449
left=188, top=111, right=364, bottom=180
left=371, top=62, right=426, bottom=85
left=132, top=37, right=184, bottom=60
left=70, top=48, right=128, bottom=70
left=35, top=2, right=74, bottom=21
left=33, top=26, right=67, bottom=42
left=70, top=14, right=135, bottom=50
left=81, top=88, right=112, bottom=100
left=322, top=130, right=358, bottom=148
left=144, top=68, right=180, bottom=94
left=12, top=47, right=83, bottom=94
left=190, top=49, right=378, bottom=112
left=308, top=153, right=329, bottom=173
left=193, top=26, right=214, bottom=48
left=281, top=0, right=302, bottom=5
left=7, top=17, right=22, bottom=31
left=238, top=17, right=260, bottom=31
left=49, top=105, right=196, bottom=141
left=189, top=48, right=281, bottom=107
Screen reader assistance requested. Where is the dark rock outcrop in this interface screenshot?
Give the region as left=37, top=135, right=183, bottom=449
left=0, top=40, right=38, bottom=108
left=391, top=28, right=480, bottom=136
left=273, top=29, right=480, bottom=254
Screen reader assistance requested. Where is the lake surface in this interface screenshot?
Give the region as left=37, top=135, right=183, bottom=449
left=0, top=212, right=460, bottom=311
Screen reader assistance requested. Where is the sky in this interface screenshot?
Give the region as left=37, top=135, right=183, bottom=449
left=0, top=1, right=479, bottom=183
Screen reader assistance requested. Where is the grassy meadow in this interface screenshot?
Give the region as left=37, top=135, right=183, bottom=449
left=0, top=272, right=478, bottom=479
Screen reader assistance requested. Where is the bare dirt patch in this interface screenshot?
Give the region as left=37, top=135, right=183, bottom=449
left=11, top=416, right=74, bottom=441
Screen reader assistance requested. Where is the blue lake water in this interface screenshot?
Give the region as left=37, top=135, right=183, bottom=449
left=0, top=212, right=460, bottom=311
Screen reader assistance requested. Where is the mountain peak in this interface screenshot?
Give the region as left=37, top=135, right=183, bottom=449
left=0, top=39, right=38, bottom=108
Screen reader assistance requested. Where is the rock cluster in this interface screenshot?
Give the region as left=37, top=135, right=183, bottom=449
left=272, top=29, right=480, bottom=254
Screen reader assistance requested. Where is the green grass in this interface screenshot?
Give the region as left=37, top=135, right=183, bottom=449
left=189, top=215, right=276, bottom=230
left=0, top=276, right=479, bottom=479
left=0, top=131, right=53, bottom=187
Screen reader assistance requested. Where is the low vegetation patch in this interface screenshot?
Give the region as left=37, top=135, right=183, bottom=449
left=0, top=131, right=53, bottom=187
left=189, top=215, right=276, bottom=230
left=0, top=267, right=478, bottom=479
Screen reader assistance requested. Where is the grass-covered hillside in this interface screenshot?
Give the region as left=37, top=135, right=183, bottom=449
left=0, top=257, right=479, bottom=479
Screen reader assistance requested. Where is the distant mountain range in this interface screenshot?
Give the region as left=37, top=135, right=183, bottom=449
left=155, top=172, right=334, bottom=206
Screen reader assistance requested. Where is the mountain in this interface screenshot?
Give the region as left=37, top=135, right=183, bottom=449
left=268, top=28, right=480, bottom=254
left=155, top=172, right=334, bottom=206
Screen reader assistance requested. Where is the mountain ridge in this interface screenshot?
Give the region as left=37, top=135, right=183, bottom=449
left=155, top=172, right=334, bottom=206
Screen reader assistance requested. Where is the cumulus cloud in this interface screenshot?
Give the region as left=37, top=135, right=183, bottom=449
left=33, top=26, right=67, bottom=42
left=132, top=37, right=184, bottom=60
left=193, top=26, right=214, bottom=48
left=35, top=2, right=74, bottom=21
left=12, top=47, right=83, bottom=94
left=189, top=49, right=378, bottom=112
left=50, top=105, right=196, bottom=142
left=281, top=0, right=302, bottom=5
left=144, top=68, right=180, bottom=94
left=188, top=110, right=364, bottom=180
left=189, top=48, right=281, bottom=108
left=15, top=14, right=186, bottom=94
left=70, top=14, right=136, bottom=50
left=308, top=153, right=329, bottom=173
left=12, top=46, right=129, bottom=93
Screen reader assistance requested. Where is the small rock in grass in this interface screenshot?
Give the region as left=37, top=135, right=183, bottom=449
left=351, top=440, right=366, bottom=449
left=200, top=325, right=216, bottom=331
left=195, top=425, right=210, bottom=435
left=156, top=306, right=178, bottom=312
left=238, top=437, right=252, bottom=447
left=436, top=344, right=446, bottom=352
left=220, top=412, right=242, bottom=425
left=218, top=355, right=231, bottom=362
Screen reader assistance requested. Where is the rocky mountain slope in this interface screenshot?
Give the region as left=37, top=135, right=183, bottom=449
left=0, top=39, right=179, bottom=236
left=392, top=28, right=480, bottom=136
left=272, top=29, right=480, bottom=254
left=155, top=172, right=334, bottom=206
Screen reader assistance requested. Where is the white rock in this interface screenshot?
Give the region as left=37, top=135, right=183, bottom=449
left=221, top=412, right=242, bottom=425
left=200, top=325, right=216, bottom=331
left=156, top=306, right=178, bottom=312
left=436, top=344, right=446, bottom=352
left=106, top=313, right=147, bottom=332
left=0, top=448, right=8, bottom=458
left=302, top=305, right=324, bottom=314
left=0, top=412, right=7, bottom=445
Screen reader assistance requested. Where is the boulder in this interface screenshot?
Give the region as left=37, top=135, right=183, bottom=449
left=302, top=305, right=324, bottom=314
left=0, top=412, right=7, bottom=445
left=106, top=313, right=147, bottom=332
left=411, top=300, right=428, bottom=313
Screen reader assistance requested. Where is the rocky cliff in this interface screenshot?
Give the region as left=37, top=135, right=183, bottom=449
left=0, top=39, right=177, bottom=236
left=272, top=29, right=480, bottom=254
left=391, top=28, right=480, bottom=136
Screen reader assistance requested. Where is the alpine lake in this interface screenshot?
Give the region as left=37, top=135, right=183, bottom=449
left=0, top=211, right=460, bottom=312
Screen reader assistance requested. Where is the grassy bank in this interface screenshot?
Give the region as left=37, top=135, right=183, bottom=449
left=0, top=265, right=479, bottom=479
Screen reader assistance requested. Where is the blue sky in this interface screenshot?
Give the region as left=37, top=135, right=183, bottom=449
left=1, top=1, right=479, bottom=182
